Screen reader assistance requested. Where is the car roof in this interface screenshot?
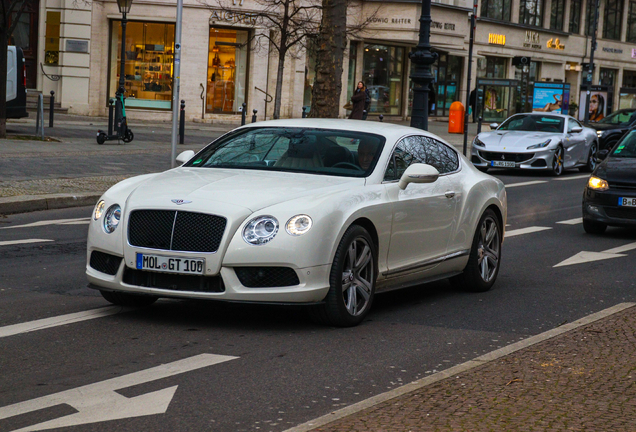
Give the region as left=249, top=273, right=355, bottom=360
left=511, top=112, right=569, bottom=119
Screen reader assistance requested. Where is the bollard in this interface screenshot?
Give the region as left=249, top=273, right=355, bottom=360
left=477, top=116, right=483, bottom=135
left=252, top=109, right=257, bottom=123
left=108, top=98, right=115, bottom=136
left=302, top=106, right=307, bottom=118
left=49, top=91, right=55, bottom=128
left=179, top=100, right=186, bottom=145
left=379, top=115, right=384, bottom=122
left=241, top=102, right=247, bottom=126
left=36, top=94, right=44, bottom=139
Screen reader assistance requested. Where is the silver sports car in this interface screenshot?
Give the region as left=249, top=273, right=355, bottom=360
left=471, top=113, right=599, bottom=176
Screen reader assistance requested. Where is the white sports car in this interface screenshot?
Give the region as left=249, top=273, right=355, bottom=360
left=87, top=119, right=507, bottom=326
left=471, top=113, right=599, bottom=175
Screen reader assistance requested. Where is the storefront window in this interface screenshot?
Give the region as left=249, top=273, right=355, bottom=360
left=206, top=27, right=248, bottom=114
left=628, top=1, right=636, bottom=42
left=519, top=0, right=543, bottom=26
left=478, top=56, right=507, bottom=79
left=569, top=0, right=582, bottom=33
left=347, top=42, right=358, bottom=104
left=599, top=68, right=617, bottom=88
left=603, top=0, right=624, bottom=40
left=480, top=0, right=511, bottom=21
left=585, top=0, right=596, bottom=36
left=362, top=44, right=404, bottom=115
left=623, top=70, right=636, bottom=88
left=109, top=21, right=175, bottom=110
left=550, top=0, right=566, bottom=30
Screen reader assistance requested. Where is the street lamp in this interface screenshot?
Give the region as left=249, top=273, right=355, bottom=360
left=409, top=0, right=438, bottom=131
left=116, top=0, right=133, bottom=135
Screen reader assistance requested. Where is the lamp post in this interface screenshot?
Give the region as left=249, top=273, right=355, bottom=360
left=409, top=0, right=438, bottom=131
left=116, top=0, right=133, bottom=136
left=583, top=0, right=600, bottom=125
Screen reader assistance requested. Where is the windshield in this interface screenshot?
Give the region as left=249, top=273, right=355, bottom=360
left=598, top=109, right=636, bottom=126
left=611, top=130, right=636, bottom=158
left=498, top=115, right=564, bottom=133
left=185, top=127, right=386, bottom=177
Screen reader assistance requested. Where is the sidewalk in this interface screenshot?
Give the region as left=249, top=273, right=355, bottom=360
left=288, top=303, right=636, bottom=432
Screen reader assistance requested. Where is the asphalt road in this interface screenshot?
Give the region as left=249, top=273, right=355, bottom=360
left=1, top=170, right=635, bottom=432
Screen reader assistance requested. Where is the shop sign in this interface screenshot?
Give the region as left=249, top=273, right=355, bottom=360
left=602, top=47, right=623, bottom=54
left=488, top=33, right=506, bottom=45
left=546, top=38, right=564, bottom=50
left=66, top=40, right=89, bottom=53
left=431, top=21, right=455, bottom=31
left=524, top=31, right=541, bottom=49
left=209, top=10, right=257, bottom=25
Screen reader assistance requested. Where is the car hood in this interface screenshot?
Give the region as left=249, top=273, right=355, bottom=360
left=597, top=157, right=636, bottom=186
left=478, top=131, right=558, bottom=150
left=125, top=167, right=363, bottom=213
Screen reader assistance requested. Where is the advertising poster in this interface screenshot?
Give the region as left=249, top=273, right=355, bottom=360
left=579, top=87, right=609, bottom=122
left=532, top=83, right=569, bottom=114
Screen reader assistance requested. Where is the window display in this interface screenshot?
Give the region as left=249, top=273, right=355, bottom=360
left=362, top=44, right=405, bottom=115
left=206, top=27, right=248, bottom=114
left=109, top=21, right=175, bottom=110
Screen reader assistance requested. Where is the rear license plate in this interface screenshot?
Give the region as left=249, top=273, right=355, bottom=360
left=618, top=197, right=636, bottom=207
left=136, top=253, right=204, bottom=275
left=491, top=160, right=516, bottom=168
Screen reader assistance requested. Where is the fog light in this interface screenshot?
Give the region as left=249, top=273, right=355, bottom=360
left=587, top=205, right=600, bottom=214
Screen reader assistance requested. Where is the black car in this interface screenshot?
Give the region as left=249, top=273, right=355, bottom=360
left=591, top=109, right=636, bottom=150
left=582, top=130, right=636, bottom=234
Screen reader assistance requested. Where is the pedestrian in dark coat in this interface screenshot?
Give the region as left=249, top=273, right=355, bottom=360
left=349, top=81, right=367, bottom=120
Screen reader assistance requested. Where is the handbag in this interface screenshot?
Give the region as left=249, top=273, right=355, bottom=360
left=343, top=101, right=352, bottom=110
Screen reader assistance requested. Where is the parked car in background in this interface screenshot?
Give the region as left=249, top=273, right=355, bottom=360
left=87, top=119, right=507, bottom=327
left=471, top=113, right=598, bottom=176
left=582, top=129, right=636, bottom=234
left=5, top=46, right=28, bottom=119
left=589, top=108, right=636, bottom=151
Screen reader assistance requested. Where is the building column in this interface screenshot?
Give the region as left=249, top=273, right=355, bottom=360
left=563, top=0, right=572, bottom=33
left=597, top=0, right=605, bottom=38
left=621, top=0, right=630, bottom=41
left=511, top=0, right=520, bottom=23
left=544, top=0, right=553, bottom=28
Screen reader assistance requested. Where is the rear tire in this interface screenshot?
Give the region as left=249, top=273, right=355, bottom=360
left=451, top=209, right=502, bottom=293
left=309, top=225, right=376, bottom=327
left=96, top=133, right=106, bottom=145
left=583, top=218, right=607, bottom=234
left=580, top=142, right=598, bottom=172
left=100, top=290, right=158, bottom=307
left=123, top=130, right=134, bottom=143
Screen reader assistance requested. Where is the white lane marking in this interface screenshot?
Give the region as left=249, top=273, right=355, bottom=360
left=505, top=180, right=548, bottom=188
left=556, top=218, right=582, bottom=225
left=0, top=354, right=238, bottom=431
left=505, top=226, right=552, bottom=238
left=554, top=242, right=636, bottom=267
left=0, top=239, right=53, bottom=246
left=554, top=174, right=590, bottom=181
left=0, top=307, right=127, bottom=339
left=0, top=217, right=90, bottom=230
left=59, top=221, right=90, bottom=225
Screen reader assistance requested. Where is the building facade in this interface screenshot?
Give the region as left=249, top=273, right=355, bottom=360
left=15, top=0, right=636, bottom=122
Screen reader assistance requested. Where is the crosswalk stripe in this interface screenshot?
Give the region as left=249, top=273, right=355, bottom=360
left=0, top=239, right=54, bottom=246
left=505, top=180, right=548, bottom=188
left=0, top=217, right=90, bottom=230
left=556, top=218, right=582, bottom=225
left=505, top=226, right=552, bottom=238
left=554, top=174, right=590, bottom=181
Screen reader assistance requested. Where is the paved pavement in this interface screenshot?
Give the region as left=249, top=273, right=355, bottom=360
left=4, top=114, right=636, bottom=432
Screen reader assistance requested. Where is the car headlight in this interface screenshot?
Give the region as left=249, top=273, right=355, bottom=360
left=243, top=215, right=279, bottom=245
left=588, top=176, right=609, bottom=191
left=527, top=139, right=552, bottom=150
left=473, top=137, right=485, bottom=147
left=103, top=204, right=121, bottom=234
left=94, top=200, right=105, bottom=220
left=596, top=130, right=604, bottom=137
left=286, top=215, right=313, bottom=236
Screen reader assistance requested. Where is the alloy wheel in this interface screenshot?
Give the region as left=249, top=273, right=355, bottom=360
left=477, top=216, right=500, bottom=283
left=588, top=142, right=598, bottom=170
left=341, top=237, right=374, bottom=317
left=552, top=146, right=564, bottom=175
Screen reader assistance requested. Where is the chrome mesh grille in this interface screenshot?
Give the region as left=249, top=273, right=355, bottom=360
left=234, top=267, right=300, bottom=288
left=128, top=210, right=226, bottom=253
left=90, top=251, right=122, bottom=275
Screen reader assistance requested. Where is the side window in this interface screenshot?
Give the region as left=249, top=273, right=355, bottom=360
left=384, top=137, right=425, bottom=181
left=436, top=141, right=460, bottom=173
left=383, top=136, right=459, bottom=180
left=568, top=119, right=582, bottom=133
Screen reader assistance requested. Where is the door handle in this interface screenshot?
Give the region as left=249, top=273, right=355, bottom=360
left=445, top=191, right=456, bottom=198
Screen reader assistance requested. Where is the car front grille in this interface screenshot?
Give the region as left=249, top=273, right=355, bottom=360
left=479, top=151, right=535, bottom=163
left=123, top=267, right=225, bottom=293
left=128, top=210, right=226, bottom=253
left=234, top=267, right=300, bottom=288
left=605, top=207, right=636, bottom=220
left=610, top=182, right=636, bottom=191
left=90, top=251, right=122, bottom=275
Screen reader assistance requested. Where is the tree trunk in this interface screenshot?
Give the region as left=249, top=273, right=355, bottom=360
left=0, top=30, right=8, bottom=139
left=273, top=47, right=286, bottom=119
left=309, top=0, right=346, bottom=118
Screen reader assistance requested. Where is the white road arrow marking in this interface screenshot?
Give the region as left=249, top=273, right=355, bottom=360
left=0, top=354, right=238, bottom=432
left=0, top=239, right=53, bottom=246
left=554, top=242, right=636, bottom=267
left=554, top=174, right=590, bottom=181
left=556, top=217, right=582, bottom=225
left=505, top=226, right=552, bottom=238
left=505, top=180, right=548, bottom=188
left=0, top=218, right=90, bottom=230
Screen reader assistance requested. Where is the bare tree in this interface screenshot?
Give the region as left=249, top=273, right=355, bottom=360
left=0, top=0, right=36, bottom=138
left=202, top=0, right=322, bottom=119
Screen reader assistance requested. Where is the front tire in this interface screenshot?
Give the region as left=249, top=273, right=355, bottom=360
left=100, top=290, right=158, bottom=307
left=583, top=218, right=607, bottom=234
left=310, top=225, right=377, bottom=327
left=452, top=209, right=502, bottom=293
left=580, top=142, right=598, bottom=172
left=551, top=145, right=564, bottom=176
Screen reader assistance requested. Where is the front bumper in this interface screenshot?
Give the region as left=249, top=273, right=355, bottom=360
left=582, top=187, right=636, bottom=228
left=471, top=147, right=554, bottom=170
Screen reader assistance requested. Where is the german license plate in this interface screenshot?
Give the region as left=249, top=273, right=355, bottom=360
left=491, top=160, right=516, bottom=168
left=136, top=253, right=204, bottom=275
left=618, top=197, right=636, bottom=207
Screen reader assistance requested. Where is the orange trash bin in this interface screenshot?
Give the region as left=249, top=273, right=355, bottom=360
left=448, top=101, right=465, bottom=134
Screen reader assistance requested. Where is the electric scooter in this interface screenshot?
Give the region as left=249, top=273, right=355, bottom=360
left=96, top=93, right=134, bottom=144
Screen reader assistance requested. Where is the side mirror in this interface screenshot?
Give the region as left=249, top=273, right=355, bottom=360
left=489, top=123, right=499, bottom=130
left=398, top=163, right=440, bottom=190
left=176, top=150, right=195, bottom=164
left=571, top=126, right=583, bottom=133
left=597, top=149, right=610, bottom=160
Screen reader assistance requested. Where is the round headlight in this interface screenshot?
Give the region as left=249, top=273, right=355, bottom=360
left=286, top=215, right=313, bottom=236
left=94, top=200, right=105, bottom=220
left=103, top=204, right=121, bottom=234
left=243, top=215, right=279, bottom=245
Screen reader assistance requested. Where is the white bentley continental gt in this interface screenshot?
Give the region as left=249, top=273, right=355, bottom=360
left=87, top=119, right=507, bottom=327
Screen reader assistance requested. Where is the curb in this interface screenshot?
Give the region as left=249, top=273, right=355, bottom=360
left=0, top=193, right=100, bottom=215
left=283, top=302, right=636, bottom=432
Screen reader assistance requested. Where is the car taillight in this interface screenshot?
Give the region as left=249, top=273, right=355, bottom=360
left=22, top=61, right=26, bottom=87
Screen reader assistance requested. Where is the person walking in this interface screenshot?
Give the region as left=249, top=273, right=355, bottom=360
left=349, top=81, right=367, bottom=120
